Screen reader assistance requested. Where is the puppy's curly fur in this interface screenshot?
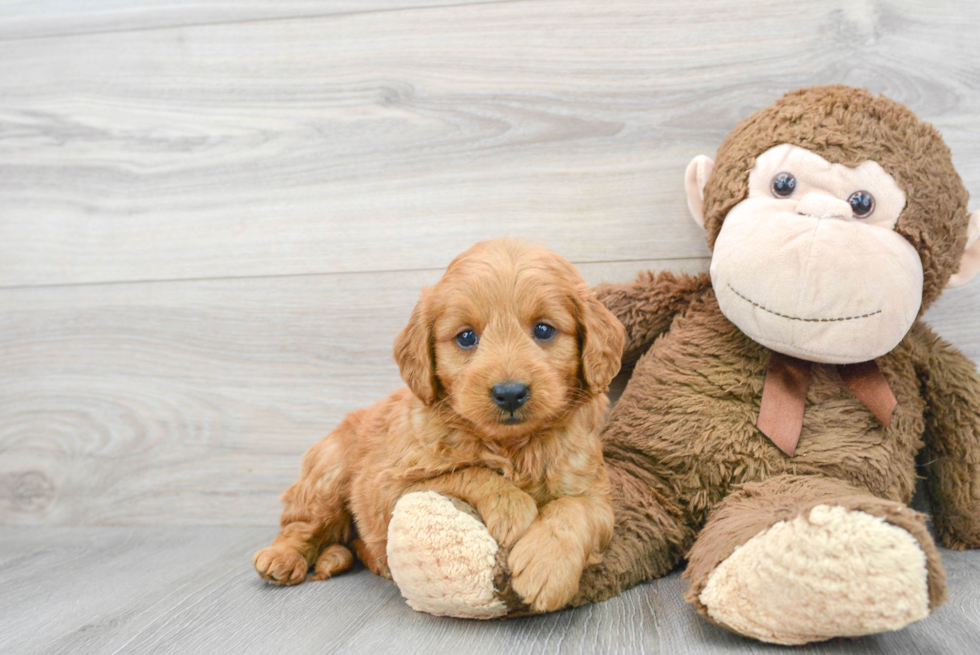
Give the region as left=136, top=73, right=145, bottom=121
left=253, top=239, right=624, bottom=611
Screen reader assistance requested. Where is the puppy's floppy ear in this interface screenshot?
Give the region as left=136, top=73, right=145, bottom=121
left=577, top=284, right=626, bottom=393
left=393, top=290, right=438, bottom=405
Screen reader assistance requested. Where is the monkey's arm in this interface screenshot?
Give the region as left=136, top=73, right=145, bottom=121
left=595, top=270, right=711, bottom=368
left=912, top=323, right=980, bottom=550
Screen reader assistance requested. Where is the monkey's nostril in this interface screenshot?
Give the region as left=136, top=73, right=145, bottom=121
left=491, top=382, right=530, bottom=413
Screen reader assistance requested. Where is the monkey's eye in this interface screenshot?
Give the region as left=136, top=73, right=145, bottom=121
left=533, top=323, right=556, bottom=341
left=770, top=172, right=797, bottom=198
left=455, top=330, right=478, bottom=349
left=848, top=191, right=875, bottom=218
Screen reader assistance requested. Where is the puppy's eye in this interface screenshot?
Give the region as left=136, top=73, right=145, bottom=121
left=771, top=172, right=797, bottom=198
left=533, top=323, right=556, bottom=341
left=455, top=330, right=478, bottom=349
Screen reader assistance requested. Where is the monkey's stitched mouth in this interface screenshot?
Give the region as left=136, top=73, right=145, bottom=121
left=727, top=284, right=882, bottom=323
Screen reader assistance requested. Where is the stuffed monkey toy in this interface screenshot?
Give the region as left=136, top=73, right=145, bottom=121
left=385, top=85, right=980, bottom=644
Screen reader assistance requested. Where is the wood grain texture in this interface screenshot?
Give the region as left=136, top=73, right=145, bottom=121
left=0, top=0, right=525, bottom=41
left=2, top=0, right=979, bottom=287
left=1, top=527, right=978, bottom=655
left=0, top=258, right=707, bottom=526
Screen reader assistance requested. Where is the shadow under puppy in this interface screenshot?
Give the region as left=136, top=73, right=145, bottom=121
left=254, top=239, right=625, bottom=611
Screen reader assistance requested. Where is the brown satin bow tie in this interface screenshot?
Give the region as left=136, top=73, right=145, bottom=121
left=757, top=352, right=898, bottom=457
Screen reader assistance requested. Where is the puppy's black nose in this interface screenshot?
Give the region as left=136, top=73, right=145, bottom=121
left=491, top=382, right=529, bottom=413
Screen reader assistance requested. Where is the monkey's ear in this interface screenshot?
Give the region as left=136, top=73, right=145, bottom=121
left=947, top=210, right=980, bottom=288
left=685, top=155, right=714, bottom=229
left=393, top=292, right=438, bottom=404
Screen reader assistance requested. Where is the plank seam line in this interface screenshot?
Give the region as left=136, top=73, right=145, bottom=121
left=0, top=0, right=544, bottom=44
left=0, top=257, right=710, bottom=291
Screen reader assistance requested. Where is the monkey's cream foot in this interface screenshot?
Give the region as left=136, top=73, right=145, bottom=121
left=387, top=491, right=509, bottom=619
left=696, top=505, right=932, bottom=645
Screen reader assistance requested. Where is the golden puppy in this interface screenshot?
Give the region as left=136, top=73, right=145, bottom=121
left=253, top=239, right=624, bottom=611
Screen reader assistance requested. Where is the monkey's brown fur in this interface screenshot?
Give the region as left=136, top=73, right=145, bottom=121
left=254, top=240, right=623, bottom=612
left=551, top=87, right=980, bottom=622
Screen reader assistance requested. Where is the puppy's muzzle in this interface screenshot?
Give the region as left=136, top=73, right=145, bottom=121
left=491, top=381, right=530, bottom=416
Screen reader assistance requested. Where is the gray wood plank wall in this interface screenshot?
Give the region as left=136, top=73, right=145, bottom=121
left=3, top=0, right=980, bottom=527
left=2, top=2, right=980, bottom=652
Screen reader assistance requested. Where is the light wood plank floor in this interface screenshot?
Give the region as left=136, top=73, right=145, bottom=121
left=2, top=0, right=980, bottom=652
left=3, top=526, right=979, bottom=655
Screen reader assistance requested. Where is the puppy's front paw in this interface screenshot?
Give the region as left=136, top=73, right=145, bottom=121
left=253, top=545, right=309, bottom=585
left=481, top=491, right=538, bottom=548
left=508, top=524, right=583, bottom=612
